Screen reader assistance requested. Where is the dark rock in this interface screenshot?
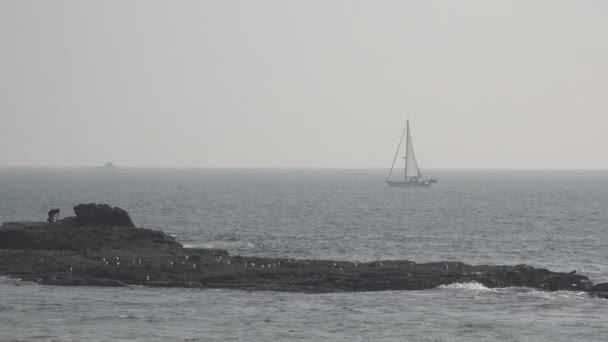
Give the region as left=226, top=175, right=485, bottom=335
left=0, top=219, right=181, bottom=251
left=0, top=204, right=605, bottom=297
left=73, top=203, right=135, bottom=227
left=588, top=283, right=608, bottom=299
left=589, top=283, right=608, bottom=292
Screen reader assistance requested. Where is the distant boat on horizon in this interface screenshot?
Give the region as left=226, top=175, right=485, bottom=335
left=93, top=162, right=117, bottom=170
left=386, top=119, right=437, bottom=187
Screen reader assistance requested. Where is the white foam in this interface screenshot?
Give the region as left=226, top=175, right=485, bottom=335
left=438, top=281, right=496, bottom=292
left=438, top=281, right=591, bottom=299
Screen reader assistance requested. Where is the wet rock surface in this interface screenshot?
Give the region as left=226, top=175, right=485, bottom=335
left=1, top=204, right=607, bottom=297
left=73, top=203, right=136, bottom=227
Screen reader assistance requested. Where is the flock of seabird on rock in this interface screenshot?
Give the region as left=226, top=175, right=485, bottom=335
left=63, top=254, right=396, bottom=283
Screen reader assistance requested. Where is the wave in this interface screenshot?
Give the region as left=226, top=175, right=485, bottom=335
left=438, top=281, right=496, bottom=292
left=438, top=281, right=589, bottom=299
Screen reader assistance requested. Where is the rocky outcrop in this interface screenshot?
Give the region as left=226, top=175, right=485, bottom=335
left=0, top=204, right=179, bottom=251
left=588, top=283, right=608, bottom=299
left=74, top=203, right=135, bottom=227
left=0, top=204, right=606, bottom=298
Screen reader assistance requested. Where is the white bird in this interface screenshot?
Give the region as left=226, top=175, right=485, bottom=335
left=145, top=275, right=150, bottom=281
left=227, top=260, right=231, bottom=266
left=185, top=256, right=189, bottom=261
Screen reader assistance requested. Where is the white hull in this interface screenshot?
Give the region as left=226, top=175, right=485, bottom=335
left=386, top=119, right=437, bottom=188
left=385, top=180, right=431, bottom=188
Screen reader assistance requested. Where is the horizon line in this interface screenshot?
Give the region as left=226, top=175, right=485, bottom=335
left=1, top=165, right=608, bottom=171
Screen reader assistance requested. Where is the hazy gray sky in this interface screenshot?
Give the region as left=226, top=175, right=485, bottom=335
left=1, top=1, right=607, bottom=169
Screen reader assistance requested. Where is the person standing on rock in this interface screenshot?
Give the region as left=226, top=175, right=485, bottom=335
left=47, top=209, right=60, bottom=224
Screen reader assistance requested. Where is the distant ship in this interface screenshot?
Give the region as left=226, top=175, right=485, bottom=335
left=93, top=162, right=117, bottom=169
left=386, top=119, right=437, bottom=187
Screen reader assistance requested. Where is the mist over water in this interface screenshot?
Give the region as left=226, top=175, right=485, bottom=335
left=1, top=169, right=607, bottom=341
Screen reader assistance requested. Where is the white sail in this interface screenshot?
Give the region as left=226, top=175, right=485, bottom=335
left=404, top=120, right=421, bottom=178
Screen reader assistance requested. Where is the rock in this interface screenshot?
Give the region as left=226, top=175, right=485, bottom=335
left=0, top=204, right=606, bottom=296
left=0, top=204, right=180, bottom=250
left=589, top=283, right=608, bottom=292
left=73, top=203, right=135, bottom=227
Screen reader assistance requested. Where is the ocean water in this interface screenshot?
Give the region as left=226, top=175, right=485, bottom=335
left=0, top=169, right=607, bottom=341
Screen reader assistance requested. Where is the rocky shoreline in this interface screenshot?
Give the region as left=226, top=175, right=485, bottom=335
left=1, top=204, right=607, bottom=298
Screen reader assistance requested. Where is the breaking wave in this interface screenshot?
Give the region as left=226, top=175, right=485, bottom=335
left=438, top=281, right=496, bottom=292
left=438, top=281, right=589, bottom=299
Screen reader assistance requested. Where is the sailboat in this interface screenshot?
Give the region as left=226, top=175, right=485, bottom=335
left=386, top=119, right=437, bottom=187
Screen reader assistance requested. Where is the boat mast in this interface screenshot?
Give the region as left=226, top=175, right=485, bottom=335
left=404, top=119, right=409, bottom=181
left=387, top=120, right=408, bottom=181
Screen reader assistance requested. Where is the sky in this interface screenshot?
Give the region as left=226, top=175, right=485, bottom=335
left=1, top=1, right=607, bottom=169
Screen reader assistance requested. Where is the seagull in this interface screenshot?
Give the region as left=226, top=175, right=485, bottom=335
left=146, top=275, right=150, bottom=281
left=227, top=260, right=231, bottom=266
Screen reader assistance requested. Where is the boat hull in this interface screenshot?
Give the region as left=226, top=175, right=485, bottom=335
left=385, top=180, right=432, bottom=188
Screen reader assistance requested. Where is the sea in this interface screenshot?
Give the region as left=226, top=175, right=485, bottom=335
left=0, top=168, right=607, bottom=341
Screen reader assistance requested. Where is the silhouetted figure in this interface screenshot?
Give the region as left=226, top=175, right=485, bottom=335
left=47, top=209, right=60, bottom=224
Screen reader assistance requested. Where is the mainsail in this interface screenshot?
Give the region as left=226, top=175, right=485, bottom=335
left=404, top=120, right=421, bottom=178
left=386, top=118, right=435, bottom=187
